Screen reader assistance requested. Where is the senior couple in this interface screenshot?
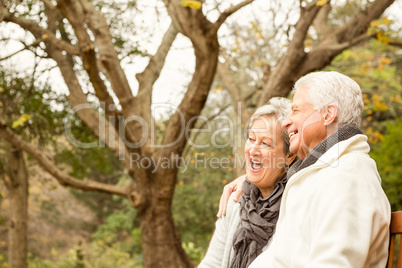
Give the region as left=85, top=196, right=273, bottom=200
left=199, top=71, right=391, bottom=268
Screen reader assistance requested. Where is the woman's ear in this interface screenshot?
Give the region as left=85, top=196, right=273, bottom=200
left=285, top=153, right=297, bottom=166
left=322, top=104, right=338, bottom=126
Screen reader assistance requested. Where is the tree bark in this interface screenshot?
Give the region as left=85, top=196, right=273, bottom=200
left=139, top=5, right=221, bottom=263
left=2, top=145, right=28, bottom=268
left=138, top=170, right=194, bottom=267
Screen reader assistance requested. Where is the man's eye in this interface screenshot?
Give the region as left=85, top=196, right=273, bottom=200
left=248, top=137, right=255, bottom=142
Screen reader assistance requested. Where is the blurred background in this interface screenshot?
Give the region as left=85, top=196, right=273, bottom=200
left=0, top=0, right=401, bottom=267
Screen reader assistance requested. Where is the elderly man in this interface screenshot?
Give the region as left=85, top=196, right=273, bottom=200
left=219, top=71, right=391, bottom=267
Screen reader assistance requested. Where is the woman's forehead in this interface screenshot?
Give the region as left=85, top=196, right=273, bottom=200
left=249, top=116, right=281, bottom=135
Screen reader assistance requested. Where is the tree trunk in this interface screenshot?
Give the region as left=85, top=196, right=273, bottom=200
left=3, top=146, right=28, bottom=268
left=138, top=171, right=194, bottom=268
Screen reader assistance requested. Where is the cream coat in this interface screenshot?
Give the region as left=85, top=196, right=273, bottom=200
left=250, top=134, right=391, bottom=268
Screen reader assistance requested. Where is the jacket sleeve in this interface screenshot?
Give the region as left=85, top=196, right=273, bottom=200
left=198, top=218, right=227, bottom=267
left=305, top=155, right=390, bottom=268
left=198, top=193, right=240, bottom=268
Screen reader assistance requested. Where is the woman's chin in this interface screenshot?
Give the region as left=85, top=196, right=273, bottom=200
left=246, top=172, right=261, bottom=184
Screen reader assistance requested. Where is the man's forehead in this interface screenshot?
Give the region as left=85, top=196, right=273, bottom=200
left=291, top=90, right=310, bottom=108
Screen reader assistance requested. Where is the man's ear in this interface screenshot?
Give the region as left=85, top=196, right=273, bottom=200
left=285, top=153, right=297, bottom=166
left=322, top=104, right=338, bottom=126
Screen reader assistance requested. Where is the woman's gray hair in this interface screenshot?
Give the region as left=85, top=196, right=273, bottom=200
left=248, top=97, right=291, bottom=155
left=293, top=71, right=364, bottom=128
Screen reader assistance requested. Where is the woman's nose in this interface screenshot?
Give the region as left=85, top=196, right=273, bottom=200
left=249, top=144, right=261, bottom=155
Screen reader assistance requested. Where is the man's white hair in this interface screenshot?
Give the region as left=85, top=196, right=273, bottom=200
left=293, top=71, right=364, bottom=127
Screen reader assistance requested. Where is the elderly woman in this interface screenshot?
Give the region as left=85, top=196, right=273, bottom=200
left=199, top=97, right=295, bottom=268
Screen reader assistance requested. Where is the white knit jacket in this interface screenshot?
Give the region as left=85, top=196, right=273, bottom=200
left=198, top=192, right=241, bottom=268
left=250, top=134, right=391, bottom=268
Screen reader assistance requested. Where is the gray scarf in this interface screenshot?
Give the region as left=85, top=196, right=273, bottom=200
left=230, top=175, right=287, bottom=268
left=287, top=125, right=363, bottom=179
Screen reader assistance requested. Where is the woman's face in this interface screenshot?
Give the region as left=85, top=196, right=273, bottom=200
left=245, top=115, right=288, bottom=198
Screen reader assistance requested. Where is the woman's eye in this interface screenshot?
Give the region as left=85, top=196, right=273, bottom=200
left=262, top=142, right=271, bottom=147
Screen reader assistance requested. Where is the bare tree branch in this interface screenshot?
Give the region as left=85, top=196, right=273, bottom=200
left=258, top=0, right=395, bottom=105
left=258, top=3, right=322, bottom=105
left=0, top=121, right=129, bottom=197
left=327, top=32, right=374, bottom=51
left=335, top=0, right=394, bottom=41
left=135, top=23, right=179, bottom=153
left=292, top=0, right=395, bottom=79
left=160, top=0, right=254, bottom=158
left=1, top=9, right=79, bottom=55
left=136, top=23, right=178, bottom=97
left=55, top=0, right=117, bottom=111
left=76, top=0, right=136, bottom=113
left=388, top=40, right=402, bottom=48
left=0, top=40, right=41, bottom=61
left=42, top=0, right=57, bottom=10
left=52, top=0, right=147, bottom=155
left=214, top=0, right=255, bottom=30
left=217, top=59, right=251, bottom=123
left=313, top=2, right=331, bottom=37
left=43, top=40, right=132, bottom=167
left=158, top=0, right=219, bottom=157
left=373, top=36, right=402, bottom=48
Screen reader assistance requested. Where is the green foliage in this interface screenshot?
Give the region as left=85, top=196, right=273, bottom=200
left=370, top=120, right=402, bottom=210
left=0, top=67, right=136, bottom=262
left=28, top=251, right=77, bottom=268
left=23, top=196, right=143, bottom=267
left=182, top=242, right=204, bottom=263
left=55, top=144, right=123, bottom=184
left=81, top=240, right=142, bottom=268
left=0, top=70, right=70, bottom=145
left=27, top=241, right=143, bottom=268
left=91, top=208, right=139, bottom=251
left=173, top=116, right=237, bottom=255
left=0, top=253, right=7, bottom=268
left=90, top=197, right=142, bottom=263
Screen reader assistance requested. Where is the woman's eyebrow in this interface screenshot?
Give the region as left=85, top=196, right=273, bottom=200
left=248, top=130, right=275, bottom=141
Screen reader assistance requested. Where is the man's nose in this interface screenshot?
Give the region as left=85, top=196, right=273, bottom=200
left=282, top=118, right=292, bottom=129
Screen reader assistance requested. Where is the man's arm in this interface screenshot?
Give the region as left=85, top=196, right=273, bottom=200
left=217, top=174, right=246, bottom=218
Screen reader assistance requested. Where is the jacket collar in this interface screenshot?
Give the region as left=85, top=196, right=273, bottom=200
left=287, top=125, right=363, bottom=179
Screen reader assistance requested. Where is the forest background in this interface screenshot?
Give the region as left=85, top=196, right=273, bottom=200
left=0, top=0, right=401, bottom=267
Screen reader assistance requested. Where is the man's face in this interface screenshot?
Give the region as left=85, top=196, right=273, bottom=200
left=282, top=87, right=328, bottom=160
